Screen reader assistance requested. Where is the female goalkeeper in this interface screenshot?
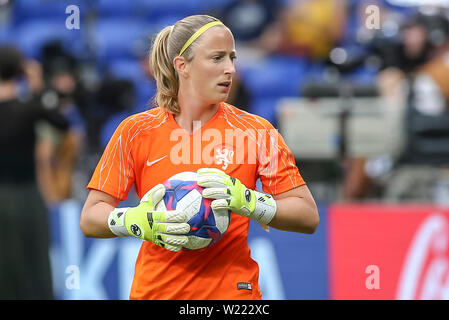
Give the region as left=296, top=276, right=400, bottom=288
left=80, top=14, right=319, bottom=300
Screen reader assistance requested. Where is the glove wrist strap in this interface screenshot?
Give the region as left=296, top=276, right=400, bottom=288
left=108, top=207, right=131, bottom=237
left=251, top=191, right=277, bottom=225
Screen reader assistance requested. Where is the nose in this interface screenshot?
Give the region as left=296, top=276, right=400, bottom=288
left=224, top=57, right=236, bottom=76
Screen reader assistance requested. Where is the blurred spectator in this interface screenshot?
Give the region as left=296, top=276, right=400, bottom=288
left=410, top=11, right=449, bottom=116
left=0, top=45, right=68, bottom=299
left=342, top=9, right=435, bottom=201
left=38, top=42, right=86, bottom=203
left=138, top=46, right=159, bottom=109
left=374, top=8, right=449, bottom=97
left=371, top=8, right=449, bottom=201
left=96, top=77, right=136, bottom=149
left=259, top=0, right=348, bottom=60
left=375, top=9, right=449, bottom=122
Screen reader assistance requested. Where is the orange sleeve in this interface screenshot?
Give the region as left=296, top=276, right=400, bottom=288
left=257, top=120, right=306, bottom=195
left=87, top=116, right=137, bottom=200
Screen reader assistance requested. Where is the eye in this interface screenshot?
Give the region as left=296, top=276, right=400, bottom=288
left=212, top=55, right=224, bottom=61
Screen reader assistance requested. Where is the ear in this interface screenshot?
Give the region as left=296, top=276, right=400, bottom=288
left=173, top=56, right=189, bottom=79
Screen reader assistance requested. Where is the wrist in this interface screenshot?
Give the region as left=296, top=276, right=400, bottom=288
left=250, top=190, right=277, bottom=225
left=108, top=207, right=131, bottom=237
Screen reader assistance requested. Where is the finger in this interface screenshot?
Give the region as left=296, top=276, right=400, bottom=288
left=161, top=222, right=191, bottom=234
left=149, top=210, right=190, bottom=234
left=197, top=169, right=228, bottom=185
left=155, top=239, right=183, bottom=252
left=164, top=244, right=183, bottom=252
left=197, top=176, right=227, bottom=188
left=159, top=234, right=189, bottom=246
left=156, top=234, right=188, bottom=252
left=183, top=236, right=212, bottom=250
left=211, top=198, right=231, bottom=211
left=150, top=184, right=166, bottom=204
left=202, top=187, right=230, bottom=200
left=141, top=184, right=165, bottom=203
left=197, top=168, right=226, bottom=176
left=157, top=210, right=188, bottom=223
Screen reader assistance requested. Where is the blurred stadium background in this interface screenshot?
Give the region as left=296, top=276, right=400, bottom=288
left=1, top=0, right=449, bottom=300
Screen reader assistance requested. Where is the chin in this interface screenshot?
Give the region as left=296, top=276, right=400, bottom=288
left=218, top=93, right=230, bottom=102
left=207, top=96, right=227, bottom=105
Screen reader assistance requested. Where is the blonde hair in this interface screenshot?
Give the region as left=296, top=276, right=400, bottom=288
left=150, top=15, right=224, bottom=114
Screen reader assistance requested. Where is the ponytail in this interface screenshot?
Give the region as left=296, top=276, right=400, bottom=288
left=150, top=15, right=223, bottom=115
left=151, top=26, right=180, bottom=114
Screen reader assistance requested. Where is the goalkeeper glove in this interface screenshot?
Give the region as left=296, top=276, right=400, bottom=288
left=107, top=184, right=190, bottom=252
left=197, top=168, right=277, bottom=225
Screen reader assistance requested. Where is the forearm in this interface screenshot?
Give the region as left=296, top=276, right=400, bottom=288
left=35, top=164, right=59, bottom=206
left=80, top=186, right=189, bottom=251
left=80, top=198, right=118, bottom=238
left=269, top=195, right=319, bottom=234
left=35, top=142, right=59, bottom=206
left=197, top=169, right=319, bottom=234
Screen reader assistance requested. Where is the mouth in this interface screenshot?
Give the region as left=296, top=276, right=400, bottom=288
left=218, top=81, right=232, bottom=89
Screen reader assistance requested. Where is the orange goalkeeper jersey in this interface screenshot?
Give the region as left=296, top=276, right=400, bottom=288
left=87, top=102, right=305, bottom=300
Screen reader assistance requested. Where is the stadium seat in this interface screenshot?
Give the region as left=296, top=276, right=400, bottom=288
left=149, top=15, right=186, bottom=34
left=302, top=61, right=328, bottom=85
left=345, top=66, right=378, bottom=85
left=108, top=59, right=145, bottom=82
left=14, top=19, right=84, bottom=59
left=100, top=111, right=132, bottom=149
left=139, top=0, right=202, bottom=20
left=107, top=59, right=156, bottom=112
left=94, top=0, right=231, bottom=20
left=0, top=24, right=13, bottom=45
left=13, top=0, right=89, bottom=25
left=401, top=98, right=449, bottom=165
left=250, top=97, right=282, bottom=127
left=91, top=18, right=153, bottom=62
left=239, top=55, right=307, bottom=99
left=197, top=0, right=235, bottom=12
left=94, top=0, right=137, bottom=18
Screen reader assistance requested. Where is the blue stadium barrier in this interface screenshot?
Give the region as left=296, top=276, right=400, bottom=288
left=49, top=200, right=328, bottom=300
left=248, top=204, right=328, bottom=300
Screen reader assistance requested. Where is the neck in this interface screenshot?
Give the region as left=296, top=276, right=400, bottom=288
left=175, top=90, right=220, bottom=134
left=0, top=81, right=18, bottom=102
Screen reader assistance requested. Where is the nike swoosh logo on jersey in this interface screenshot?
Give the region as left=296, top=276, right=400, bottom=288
left=146, top=155, right=167, bottom=167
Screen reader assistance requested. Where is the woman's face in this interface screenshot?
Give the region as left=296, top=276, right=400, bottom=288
left=184, top=26, right=236, bottom=105
left=401, top=25, right=427, bottom=60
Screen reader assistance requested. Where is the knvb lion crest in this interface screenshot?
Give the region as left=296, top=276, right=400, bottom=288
left=215, top=145, right=234, bottom=170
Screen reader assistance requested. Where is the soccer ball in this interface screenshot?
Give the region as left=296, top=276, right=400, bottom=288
left=155, top=171, right=231, bottom=250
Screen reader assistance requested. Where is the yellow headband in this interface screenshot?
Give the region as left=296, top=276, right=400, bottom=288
left=179, top=21, right=224, bottom=56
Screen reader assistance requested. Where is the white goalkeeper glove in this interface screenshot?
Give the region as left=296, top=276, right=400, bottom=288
left=107, top=184, right=190, bottom=252
left=197, top=168, right=277, bottom=225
